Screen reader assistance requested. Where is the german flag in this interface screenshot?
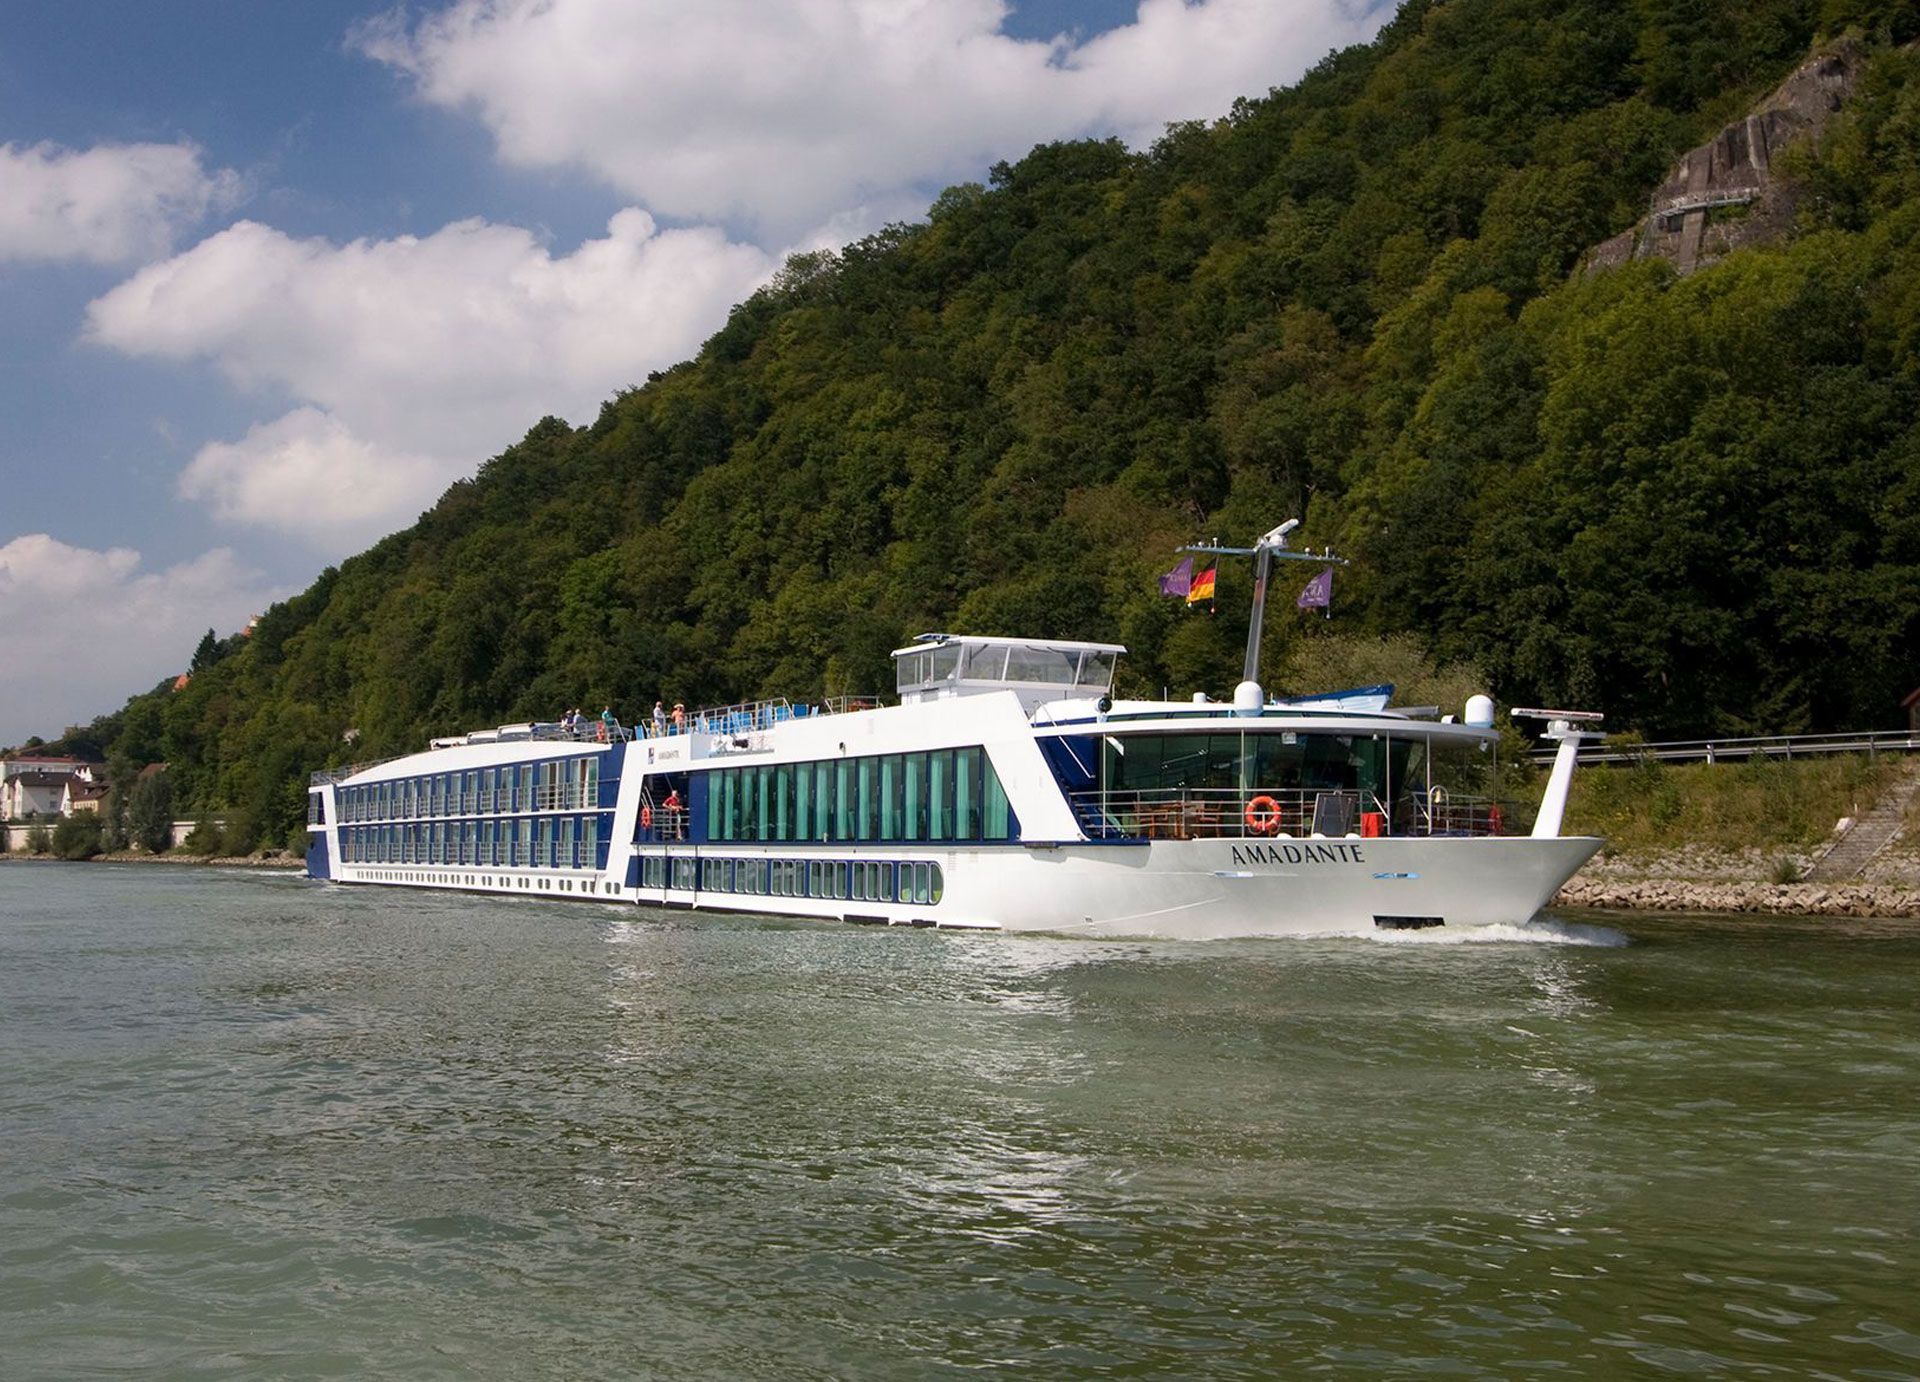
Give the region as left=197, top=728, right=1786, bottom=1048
left=1187, top=565, right=1216, bottom=604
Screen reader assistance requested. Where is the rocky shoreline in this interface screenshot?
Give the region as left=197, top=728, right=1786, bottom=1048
left=1553, top=876, right=1920, bottom=918
left=1552, top=846, right=1920, bottom=918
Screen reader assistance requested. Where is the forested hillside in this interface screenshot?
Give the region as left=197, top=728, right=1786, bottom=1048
left=26, top=0, right=1920, bottom=851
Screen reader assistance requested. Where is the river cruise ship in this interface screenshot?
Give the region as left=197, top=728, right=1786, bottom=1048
left=306, top=547, right=1603, bottom=938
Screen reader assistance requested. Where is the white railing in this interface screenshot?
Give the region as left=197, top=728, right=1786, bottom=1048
left=1065, top=787, right=1515, bottom=841
left=310, top=720, right=628, bottom=786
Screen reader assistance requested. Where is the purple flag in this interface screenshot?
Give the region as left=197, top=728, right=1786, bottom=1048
left=1158, top=556, right=1193, bottom=598
left=1297, top=567, right=1333, bottom=610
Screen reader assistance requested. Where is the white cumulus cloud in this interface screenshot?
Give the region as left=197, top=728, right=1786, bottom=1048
left=0, top=140, right=240, bottom=264
left=0, top=534, right=281, bottom=747
left=355, top=0, right=1388, bottom=235
left=85, top=209, right=777, bottom=544
left=178, top=409, right=449, bottom=549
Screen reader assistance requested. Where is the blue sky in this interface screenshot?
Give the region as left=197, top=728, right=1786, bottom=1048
left=0, top=0, right=1390, bottom=747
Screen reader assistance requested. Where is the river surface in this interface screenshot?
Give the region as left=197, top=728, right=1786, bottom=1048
left=1, top=862, right=1917, bottom=1378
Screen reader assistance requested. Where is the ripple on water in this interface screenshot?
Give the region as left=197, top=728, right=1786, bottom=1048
left=0, top=867, right=1917, bottom=1376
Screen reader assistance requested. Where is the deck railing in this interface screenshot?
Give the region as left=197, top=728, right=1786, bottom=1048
left=1067, top=786, right=1515, bottom=841
left=638, top=695, right=888, bottom=741
left=311, top=696, right=902, bottom=787
left=309, top=719, right=630, bottom=786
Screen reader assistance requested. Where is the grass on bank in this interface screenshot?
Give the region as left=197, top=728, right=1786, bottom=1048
left=1558, top=751, right=1899, bottom=857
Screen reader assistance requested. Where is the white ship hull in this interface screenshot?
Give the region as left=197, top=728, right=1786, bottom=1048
left=942, top=835, right=1603, bottom=937
left=323, top=834, right=1599, bottom=939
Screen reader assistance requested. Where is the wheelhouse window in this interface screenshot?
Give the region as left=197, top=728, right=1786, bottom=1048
left=1101, top=731, right=1391, bottom=797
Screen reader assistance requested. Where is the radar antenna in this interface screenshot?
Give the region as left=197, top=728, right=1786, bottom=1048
left=1178, top=519, right=1347, bottom=689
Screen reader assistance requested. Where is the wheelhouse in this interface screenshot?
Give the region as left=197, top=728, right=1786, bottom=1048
left=1057, top=717, right=1510, bottom=842
left=894, top=633, right=1122, bottom=713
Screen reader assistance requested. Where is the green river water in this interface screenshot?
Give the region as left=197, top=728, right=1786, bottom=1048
left=1, top=861, right=1916, bottom=1378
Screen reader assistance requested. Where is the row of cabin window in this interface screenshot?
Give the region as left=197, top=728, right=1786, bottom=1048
left=706, top=746, right=1012, bottom=844
left=639, top=855, right=943, bottom=905
left=337, top=757, right=601, bottom=822
left=339, top=815, right=601, bottom=868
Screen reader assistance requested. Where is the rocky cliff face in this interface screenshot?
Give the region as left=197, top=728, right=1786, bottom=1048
left=1586, top=42, right=1862, bottom=277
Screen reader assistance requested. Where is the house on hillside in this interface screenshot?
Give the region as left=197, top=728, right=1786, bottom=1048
left=4, top=770, right=75, bottom=819
left=61, top=776, right=111, bottom=816
left=1905, top=686, right=1920, bottom=734
left=1, top=755, right=83, bottom=819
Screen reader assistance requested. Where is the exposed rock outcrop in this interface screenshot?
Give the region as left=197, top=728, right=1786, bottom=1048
left=1586, top=42, right=1862, bottom=277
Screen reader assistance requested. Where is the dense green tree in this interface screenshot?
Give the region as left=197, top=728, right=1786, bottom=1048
left=189, top=629, right=219, bottom=674
left=127, top=771, right=174, bottom=854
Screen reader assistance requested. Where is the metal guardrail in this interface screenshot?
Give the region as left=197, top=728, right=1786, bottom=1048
left=310, top=720, right=630, bottom=786
left=677, top=695, right=885, bottom=739
left=311, top=697, right=895, bottom=787
left=1066, top=786, right=1518, bottom=841
left=1533, top=729, right=1920, bottom=766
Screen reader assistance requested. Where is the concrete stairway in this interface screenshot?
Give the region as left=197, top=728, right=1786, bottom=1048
left=1805, top=760, right=1920, bottom=882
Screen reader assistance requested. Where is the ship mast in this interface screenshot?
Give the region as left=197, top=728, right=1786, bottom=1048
left=1179, top=519, right=1347, bottom=691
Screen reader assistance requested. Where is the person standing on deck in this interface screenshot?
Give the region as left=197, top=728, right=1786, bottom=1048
left=652, top=701, right=667, bottom=738
left=600, top=706, right=615, bottom=742
left=672, top=703, right=686, bottom=734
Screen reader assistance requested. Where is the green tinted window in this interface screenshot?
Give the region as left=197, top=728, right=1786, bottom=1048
left=955, top=747, right=979, bottom=839
left=879, top=755, right=898, bottom=839
left=903, top=753, right=925, bottom=841
left=794, top=763, right=813, bottom=840
left=857, top=758, right=877, bottom=839
left=984, top=757, right=1010, bottom=839
left=834, top=760, right=854, bottom=840
left=928, top=751, right=952, bottom=840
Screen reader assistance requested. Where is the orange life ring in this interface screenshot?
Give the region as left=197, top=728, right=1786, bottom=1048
left=641, top=804, right=653, bottom=829
left=1244, top=795, right=1282, bottom=835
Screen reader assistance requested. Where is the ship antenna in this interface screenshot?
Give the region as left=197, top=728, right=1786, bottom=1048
left=1178, top=519, right=1346, bottom=689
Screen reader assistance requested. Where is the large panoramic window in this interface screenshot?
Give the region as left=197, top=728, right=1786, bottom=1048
left=705, top=747, right=1015, bottom=845
left=1101, top=731, right=1393, bottom=797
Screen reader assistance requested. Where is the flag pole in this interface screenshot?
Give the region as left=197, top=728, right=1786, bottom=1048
left=1177, top=519, right=1347, bottom=688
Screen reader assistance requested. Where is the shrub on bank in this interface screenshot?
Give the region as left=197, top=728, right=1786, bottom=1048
left=1564, top=753, right=1897, bottom=855
left=24, top=823, right=52, bottom=855
left=51, top=815, right=103, bottom=860
left=219, top=811, right=260, bottom=857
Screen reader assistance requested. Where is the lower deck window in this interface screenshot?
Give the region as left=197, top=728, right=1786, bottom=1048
left=637, top=854, right=942, bottom=906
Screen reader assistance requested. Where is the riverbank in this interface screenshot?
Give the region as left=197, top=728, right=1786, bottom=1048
left=0, top=850, right=301, bottom=870
left=1544, top=752, right=1920, bottom=916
